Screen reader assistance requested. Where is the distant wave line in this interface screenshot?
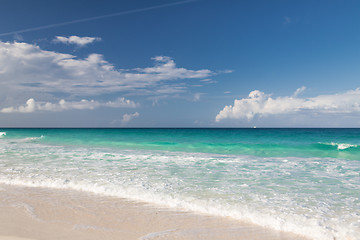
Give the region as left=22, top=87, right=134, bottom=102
left=0, top=0, right=197, bottom=37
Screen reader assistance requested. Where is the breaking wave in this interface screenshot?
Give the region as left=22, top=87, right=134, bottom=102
left=319, top=142, right=359, bottom=150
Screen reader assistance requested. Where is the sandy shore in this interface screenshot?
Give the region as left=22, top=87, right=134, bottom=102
left=0, top=184, right=310, bottom=240
left=0, top=237, right=35, bottom=240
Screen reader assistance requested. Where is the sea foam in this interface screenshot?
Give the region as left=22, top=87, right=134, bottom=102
left=320, top=142, right=359, bottom=150
left=0, top=128, right=359, bottom=240
left=0, top=146, right=358, bottom=240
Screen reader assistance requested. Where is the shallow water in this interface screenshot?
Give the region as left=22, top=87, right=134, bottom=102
left=0, top=128, right=359, bottom=240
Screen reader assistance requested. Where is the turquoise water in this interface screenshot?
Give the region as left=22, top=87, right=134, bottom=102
left=0, top=128, right=359, bottom=240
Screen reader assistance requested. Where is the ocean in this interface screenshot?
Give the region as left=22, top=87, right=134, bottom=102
left=0, top=128, right=359, bottom=240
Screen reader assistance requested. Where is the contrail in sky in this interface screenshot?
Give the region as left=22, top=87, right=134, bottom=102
left=0, top=0, right=197, bottom=37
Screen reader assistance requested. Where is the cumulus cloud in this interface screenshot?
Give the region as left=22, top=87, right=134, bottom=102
left=1, top=98, right=36, bottom=113
left=1, top=98, right=138, bottom=113
left=122, top=112, right=139, bottom=123
left=53, top=36, right=101, bottom=46
left=137, top=56, right=212, bottom=79
left=0, top=41, right=215, bottom=100
left=216, top=88, right=360, bottom=122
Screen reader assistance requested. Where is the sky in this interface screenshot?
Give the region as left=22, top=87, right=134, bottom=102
left=0, top=0, right=360, bottom=127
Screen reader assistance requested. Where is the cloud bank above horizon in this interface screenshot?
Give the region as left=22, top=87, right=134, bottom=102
left=0, top=41, right=213, bottom=96
left=1, top=98, right=138, bottom=113
left=0, top=39, right=215, bottom=114
left=216, top=88, right=360, bottom=122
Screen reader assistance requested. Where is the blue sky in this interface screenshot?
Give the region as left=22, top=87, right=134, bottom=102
left=0, top=0, right=360, bottom=127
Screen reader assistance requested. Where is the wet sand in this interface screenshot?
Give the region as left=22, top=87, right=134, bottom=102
left=0, top=184, right=311, bottom=240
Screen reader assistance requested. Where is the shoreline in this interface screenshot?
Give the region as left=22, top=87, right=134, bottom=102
left=0, top=183, right=311, bottom=240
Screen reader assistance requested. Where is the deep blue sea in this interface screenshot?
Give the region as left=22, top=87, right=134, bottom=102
left=0, top=128, right=359, bottom=240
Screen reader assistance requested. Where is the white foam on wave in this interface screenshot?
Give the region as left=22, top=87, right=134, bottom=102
left=6, top=135, right=44, bottom=143
left=0, top=144, right=358, bottom=240
left=323, top=142, right=358, bottom=150
left=334, top=143, right=357, bottom=150
left=0, top=174, right=349, bottom=240
left=0, top=178, right=306, bottom=238
left=23, top=135, right=44, bottom=141
left=0, top=132, right=6, bottom=137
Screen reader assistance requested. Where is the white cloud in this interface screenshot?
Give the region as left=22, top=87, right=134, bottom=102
left=216, top=88, right=360, bottom=122
left=137, top=56, right=212, bottom=79
left=122, top=112, right=139, bottom=123
left=0, top=41, right=215, bottom=102
left=1, top=98, right=138, bottom=113
left=293, top=86, right=306, bottom=97
left=200, top=78, right=217, bottom=84
left=53, top=36, right=101, bottom=46
left=1, top=98, right=36, bottom=113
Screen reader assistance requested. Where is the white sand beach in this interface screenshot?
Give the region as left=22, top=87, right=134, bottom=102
left=0, top=184, right=310, bottom=240
left=0, top=237, right=35, bottom=240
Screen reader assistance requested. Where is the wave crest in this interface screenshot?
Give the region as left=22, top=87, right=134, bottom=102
left=320, top=142, right=359, bottom=150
